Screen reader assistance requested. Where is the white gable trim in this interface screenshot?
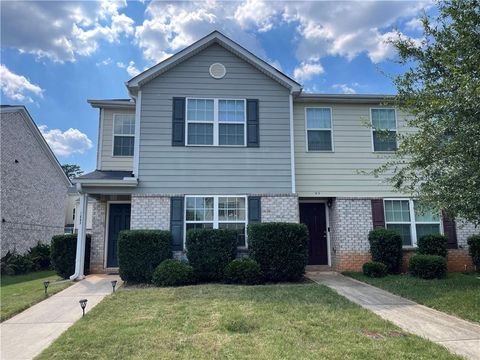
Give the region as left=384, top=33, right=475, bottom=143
left=126, top=31, right=302, bottom=95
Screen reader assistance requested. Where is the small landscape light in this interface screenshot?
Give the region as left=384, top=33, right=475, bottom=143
left=79, top=299, right=88, bottom=317
left=111, top=280, right=118, bottom=293
left=43, top=280, right=50, bottom=295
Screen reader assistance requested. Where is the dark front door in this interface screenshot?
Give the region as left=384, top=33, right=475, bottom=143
left=300, top=203, right=328, bottom=265
left=107, top=203, right=131, bottom=268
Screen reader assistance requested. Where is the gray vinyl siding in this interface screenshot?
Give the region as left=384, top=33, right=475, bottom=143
left=294, top=102, right=412, bottom=197
left=99, top=108, right=135, bottom=171
left=136, top=43, right=292, bottom=194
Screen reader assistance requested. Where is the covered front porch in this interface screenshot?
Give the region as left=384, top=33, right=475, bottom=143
left=71, top=170, right=137, bottom=279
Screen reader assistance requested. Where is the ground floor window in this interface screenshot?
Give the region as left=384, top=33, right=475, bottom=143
left=384, top=199, right=441, bottom=247
left=185, top=196, right=247, bottom=247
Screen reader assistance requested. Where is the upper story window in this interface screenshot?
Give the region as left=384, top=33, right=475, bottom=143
left=384, top=199, right=441, bottom=247
left=305, top=108, right=333, bottom=151
left=371, top=108, right=397, bottom=152
left=186, top=98, right=246, bottom=146
left=113, top=114, right=135, bottom=156
left=185, top=195, right=247, bottom=247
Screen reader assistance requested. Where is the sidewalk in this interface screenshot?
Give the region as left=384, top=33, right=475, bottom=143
left=1, top=274, right=122, bottom=360
left=307, top=272, right=480, bottom=360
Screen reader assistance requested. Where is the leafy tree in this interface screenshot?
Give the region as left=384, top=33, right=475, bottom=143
left=61, top=164, right=83, bottom=180
left=374, top=0, right=480, bottom=225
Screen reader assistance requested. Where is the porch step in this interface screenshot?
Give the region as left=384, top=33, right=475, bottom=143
left=306, top=265, right=333, bottom=272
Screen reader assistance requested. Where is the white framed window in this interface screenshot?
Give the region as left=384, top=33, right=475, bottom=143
left=371, top=108, right=397, bottom=152
left=186, top=98, right=246, bottom=146
left=113, top=114, right=135, bottom=156
left=185, top=195, right=247, bottom=248
left=384, top=199, right=441, bottom=247
left=305, top=107, right=333, bottom=151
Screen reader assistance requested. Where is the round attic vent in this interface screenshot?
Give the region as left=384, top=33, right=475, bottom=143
left=209, top=63, right=226, bottom=79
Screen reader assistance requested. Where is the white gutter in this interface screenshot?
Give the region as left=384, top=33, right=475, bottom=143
left=70, top=192, right=88, bottom=280
left=289, top=91, right=296, bottom=194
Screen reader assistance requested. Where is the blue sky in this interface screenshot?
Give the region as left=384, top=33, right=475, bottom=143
left=0, top=1, right=431, bottom=173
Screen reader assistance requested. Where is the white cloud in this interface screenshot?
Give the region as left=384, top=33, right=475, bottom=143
left=38, top=125, right=93, bottom=157
left=1, top=0, right=134, bottom=62
left=234, top=0, right=277, bottom=32
left=117, top=61, right=141, bottom=77
left=96, top=58, right=112, bottom=66
left=332, top=83, right=356, bottom=94
left=0, top=64, right=44, bottom=103
left=406, top=17, right=424, bottom=31
left=293, top=62, right=324, bottom=81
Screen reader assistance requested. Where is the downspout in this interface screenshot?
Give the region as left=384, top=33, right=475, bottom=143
left=70, top=185, right=88, bottom=280
left=289, top=91, right=296, bottom=194
left=133, top=90, right=142, bottom=178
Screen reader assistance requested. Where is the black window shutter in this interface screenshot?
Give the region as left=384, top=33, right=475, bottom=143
left=248, top=196, right=261, bottom=223
left=172, top=97, right=185, bottom=146
left=442, top=212, right=458, bottom=249
left=170, top=197, right=184, bottom=251
left=247, top=99, right=259, bottom=147
left=371, top=199, right=385, bottom=228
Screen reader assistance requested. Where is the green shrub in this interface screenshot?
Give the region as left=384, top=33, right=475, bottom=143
left=28, top=242, right=51, bottom=271
left=417, top=234, right=448, bottom=258
left=409, top=254, right=447, bottom=279
left=152, top=259, right=195, bottom=287
left=368, top=228, right=403, bottom=274
left=118, top=230, right=172, bottom=283
left=0, top=251, right=33, bottom=275
left=186, top=228, right=237, bottom=281
left=467, top=235, right=480, bottom=269
left=224, top=258, right=264, bottom=285
left=51, top=234, right=91, bottom=278
left=248, top=223, right=309, bottom=282
left=362, top=261, right=387, bottom=278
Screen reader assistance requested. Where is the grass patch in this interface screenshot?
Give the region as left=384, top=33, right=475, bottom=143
left=1, top=270, right=72, bottom=321
left=344, top=272, right=480, bottom=323
left=38, top=283, right=460, bottom=359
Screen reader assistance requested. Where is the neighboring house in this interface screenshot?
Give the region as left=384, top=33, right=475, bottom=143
left=64, top=186, right=94, bottom=234
left=0, top=105, right=71, bottom=256
left=72, top=31, right=477, bottom=277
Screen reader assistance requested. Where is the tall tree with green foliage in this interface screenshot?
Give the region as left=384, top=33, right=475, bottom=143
left=61, top=164, right=83, bottom=181
left=375, top=0, right=480, bottom=225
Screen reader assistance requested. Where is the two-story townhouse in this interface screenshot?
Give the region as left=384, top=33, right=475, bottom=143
left=71, top=31, right=476, bottom=279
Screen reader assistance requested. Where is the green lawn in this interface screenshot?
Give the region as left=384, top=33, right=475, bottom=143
left=344, top=272, right=480, bottom=323
left=1, top=270, right=72, bottom=321
left=38, top=283, right=460, bottom=360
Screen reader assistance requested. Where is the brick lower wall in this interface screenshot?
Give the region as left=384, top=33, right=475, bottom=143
left=261, top=195, right=299, bottom=223
left=90, top=200, right=107, bottom=273
left=130, top=195, right=170, bottom=230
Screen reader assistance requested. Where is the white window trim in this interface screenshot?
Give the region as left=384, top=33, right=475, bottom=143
left=183, top=195, right=248, bottom=250
left=383, top=198, right=443, bottom=248
left=185, top=98, right=247, bottom=147
left=112, top=113, right=135, bottom=157
left=370, top=107, right=398, bottom=153
left=304, top=107, right=334, bottom=152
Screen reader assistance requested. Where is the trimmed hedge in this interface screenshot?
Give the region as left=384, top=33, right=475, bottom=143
left=368, top=228, right=403, bottom=274
left=118, top=230, right=172, bottom=283
left=51, top=234, right=91, bottom=279
left=28, top=242, right=51, bottom=271
left=186, top=228, right=237, bottom=281
left=152, top=259, right=195, bottom=287
left=248, top=222, right=308, bottom=282
left=362, top=261, right=387, bottom=278
left=417, top=234, right=448, bottom=258
left=409, top=254, right=447, bottom=279
left=467, top=235, right=480, bottom=269
left=224, top=258, right=264, bottom=285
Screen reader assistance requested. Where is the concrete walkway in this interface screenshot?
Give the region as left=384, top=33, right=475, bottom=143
left=1, top=274, right=122, bottom=360
left=307, top=272, right=480, bottom=360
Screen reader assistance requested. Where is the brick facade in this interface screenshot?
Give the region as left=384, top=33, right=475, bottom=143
left=328, top=198, right=478, bottom=272
left=261, top=195, right=299, bottom=223
left=90, top=200, right=107, bottom=273
left=130, top=194, right=170, bottom=230
left=0, top=109, right=68, bottom=255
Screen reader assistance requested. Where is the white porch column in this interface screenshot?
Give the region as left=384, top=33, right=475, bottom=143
left=70, top=193, right=88, bottom=280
